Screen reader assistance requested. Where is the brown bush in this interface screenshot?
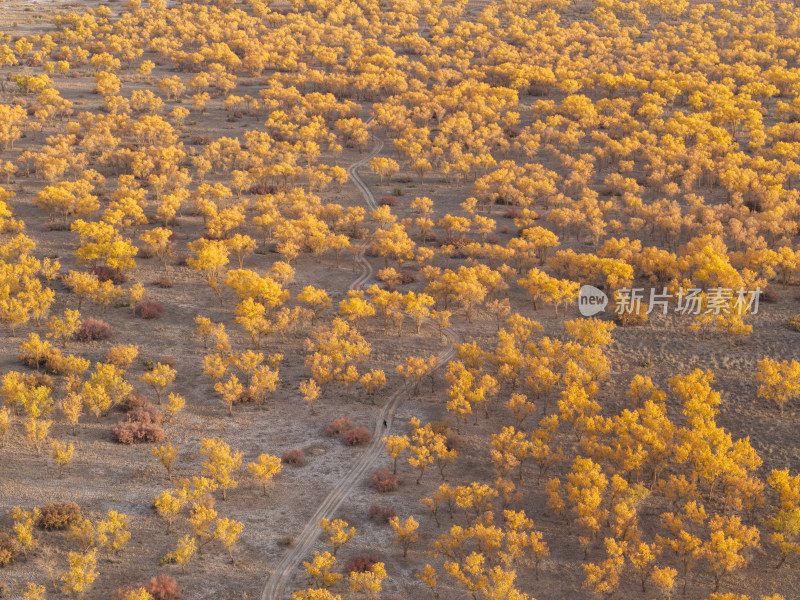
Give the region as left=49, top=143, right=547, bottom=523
left=111, top=422, right=166, bottom=444
left=379, top=196, right=396, bottom=206
left=397, top=269, right=417, bottom=284
left=36, top=502, right=81, bottom=530
left=326, top=417, right=353, bottom=436
left=127, top=406, right=164, bottom=425
left=762, top=286, right=780, bottom=303
left=248, top=183, right=275, bottom=195
left=91, top=266, right=129, bottom=284
left=344, top=427, right=372, bottom=446
left=120, top=390, right=151, bottom=411
left=345, top=554, right=378, bottom=573
left=146, top=574, right=182, bottom=600
left=135, top=301, right=164, bottom=319
left=74, top=319, right=113, bottom=342
left=154, top=276, right=173, bottom=288
left=0, top=532, right=15, bottom=566
left=368, top=504, right=396, bottom=524
left=191, top=135, right=211, bottom=146
left=281, top=449, right=305, bottom=466
left=370, top=467, right=399, bottom=492
left=503, top=209, right=522, bottom=219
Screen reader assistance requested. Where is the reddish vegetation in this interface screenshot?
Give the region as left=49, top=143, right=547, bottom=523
left=344, top=427, right=372, bottom=446
left=370, top=467, right=399, bottom=493
left=281, top=449, right=306, bottom=466
left=74, top=318, right=114, bottom=342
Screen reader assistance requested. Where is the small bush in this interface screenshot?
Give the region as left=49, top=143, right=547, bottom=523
left=503, top=209, right=522, bottom=219
left=120, top=390, right=150, bottom=411
left=398, top=269, right=417, bottom=284
left=345, top=554, right=378, bottom=574
left=155, top=276, right=173, bottom=288
left=248, top=183, right=275, bottom=195
left=146, top=575, right=182, bottom=600
left=111, top=422, right=166, bottom=444
left=789, top=314, right=800, bottom=332
left=344, top=427, right=372, bottom=446
left=281, top=449, right=305, bottom=466
left=379, top=196, right=396, bottom=206
left=392, top=187, right=403, bottom=196
left=127, top=406, right=164, bottom=425
left=135, top=301, right=164, bottom=319
left=36, top=502, right=81, bottom=530
left=191, top=135, right=211, bottom=146
left=174, top=253, right=190, bottom=266
left=368, top=504, right=396, bottom=524
left=0, top=532, right=16, bottom=566
left=370, top=467, right=399, bottom=492
left=137, top=246, right=155, bottom=259
left=74, top=319, right=113, bottom=342
left=326, top=417, right=353, bottom=436
left=91, top=266, right=129, bottom=284
left=762, top=286, right=780, bottom=303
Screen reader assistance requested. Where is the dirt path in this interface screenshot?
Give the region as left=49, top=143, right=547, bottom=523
left=261, top=137, right=459, bottom=600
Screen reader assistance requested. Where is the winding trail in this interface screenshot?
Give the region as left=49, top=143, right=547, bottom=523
left=261, top=136, right=459, bottom=600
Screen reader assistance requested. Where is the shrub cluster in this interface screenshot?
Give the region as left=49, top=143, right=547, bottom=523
left=146, top=575, right=182, bottom=600
left=281, top=449, right=305, bottom=466
left=370, top=467, right=399, bottom=492
left=36, top=502, right=81, bottom=530
left=344, top=427, right=372, bottom=446
left=112, top=404, right=166, bottom=444
left=91, top=266, right=129, bottom=284
left=345, top=554, right=378, bottom=574
left=0, top=532, right=16, bottom=566
left=135, top=301, right=164, bottom=319
left=74, top=318, right=113, bottom=342
left=368, top=504, right=396, bottom=524
left=326, top=416, right=353, bottom=436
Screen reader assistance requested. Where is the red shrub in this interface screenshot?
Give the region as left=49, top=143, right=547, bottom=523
left=120, top=390, right=150, bottom=411
left=111, top=422, right=166, bottom=444
left=345, top=554, right=378, bottom=573
left=248, top=183, right=275, bottom=195
left=379, top=196, right=396, bottom=206
left=281, top=449, right=305, bottom=466
left=127, top=406, right=164, bottom=425
left=368, top=504, right=396, bottom=524
left=146, top=575, right=182, bottom=600
left=135, top=301, right=164, bottom=319
left=91, top=266, right=129, bottom=284
left=370, top=467, right=399, bottom=492
left=344, top=427, right=372, bottom=446
left=503, top=209, right=521, bottom=219
left=326, top=417, right=353, bottom=436
left=74, top=318, right=113, bottom=342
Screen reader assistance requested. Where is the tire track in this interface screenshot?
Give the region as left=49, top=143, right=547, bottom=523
left=261, top=135, right=459, bottom=600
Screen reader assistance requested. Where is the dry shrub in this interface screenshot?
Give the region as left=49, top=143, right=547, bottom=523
left=281, top=449, right=305, bottom=466
left=120, top=390, right=150, bottom=411
left=74, top=319, right=113, bottom=342
left=111, top=422, right=166, bottom=444
left=127, top=406, right=164, bottom=426
left=0, top=533, right=16, bottom=566
left=345, top=554, right=378, bottom=573
left=397, top=269, right=417, bottom=284
left=91, top=266, right=129, bottom=284
left=379, top=196, right=396, bottom=206
left=789, top=314, right=800, bottom=332
left=344, top=427, right=372, bottom=446
left=503, top=209, right=522, bottom=219
left=370, top=467, right=399, bottom=492
left=762, top=286, right=780, bottom=303
left=248, top=183, right=275, bottom=195
left=146, top=574, right=182, bottom=600
left=135, top=301, right=164, bottom=319
left=36, top=502, right=81, bottom=530
left=368, top=504, right=396, bottom=524
left=137, top=246, right=155, bottom=259
left=326, top=417, right=353, bottom=436
left=191, top=135, right=211, bottom=146
left=155, top=276, right=173, bottom=288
